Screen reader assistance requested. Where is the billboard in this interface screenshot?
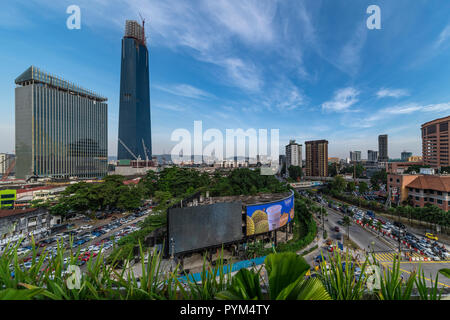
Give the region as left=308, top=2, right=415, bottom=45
left=168, top=202, right=243, bottom=254
left=246, top=192, right=295, bottom=236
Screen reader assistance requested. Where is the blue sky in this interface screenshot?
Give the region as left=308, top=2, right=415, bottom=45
left=1, top=0, right=450, bottom=159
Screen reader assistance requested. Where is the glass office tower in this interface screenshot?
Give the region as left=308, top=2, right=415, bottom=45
left=117, top=20, right=152, bottom=161
left=15, top=66, right=108, bottom=180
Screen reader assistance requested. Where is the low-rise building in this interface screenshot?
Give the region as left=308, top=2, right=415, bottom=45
left=406, top=175, right=450, bottom=210
left=388, top=173, right=450, bottom=211
left=0, top=207, right=54, bottom=247
left=386, top=161, right=424, bottom=174
left=387, top=174, right=420, bottom=204
left=0, top=189, right=16, bottom=209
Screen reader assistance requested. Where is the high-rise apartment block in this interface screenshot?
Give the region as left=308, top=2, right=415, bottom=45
left=368, top=150, right=378, bottom=162
left=15, top=66, right=108, bottom=180
left=378, top=134, right=389, bottom=162
left=305, top=140, right=328, bottom=177
left=350, top=151, right=361, bottom=162
left=285, top=140, right=302, bottom=169
left=422, top=116, right=450, bottom=168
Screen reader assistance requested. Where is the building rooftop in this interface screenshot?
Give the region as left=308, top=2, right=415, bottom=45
left=406, top=175, right=450, bottom=192
left=15, top=66, right=107, bottom=102
left=421, top=115, right=450, bottom=128
left=0, top=208, right=39, bottom=219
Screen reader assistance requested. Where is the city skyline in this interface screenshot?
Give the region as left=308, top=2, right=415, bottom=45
left=1, top=1, right=450, bottom=159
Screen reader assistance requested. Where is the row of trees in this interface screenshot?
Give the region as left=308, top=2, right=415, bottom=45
left=209, top=168, right=289, bottom=197
left=388, top=205, right=450, bottom=231
left=35, top=167, right=290, bottom=219
left=32, top=175, right=144, bottom=219
left=325, top=176, right=450, bottom=231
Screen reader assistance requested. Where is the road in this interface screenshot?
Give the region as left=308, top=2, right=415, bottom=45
left=307, top=196, right=450, bottom=288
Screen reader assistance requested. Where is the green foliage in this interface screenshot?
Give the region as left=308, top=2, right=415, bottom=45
left=342, top=216, right=352, bottom=240
left=330, top=176, right=347, bottom=193
left=179, top=251, right=232, bottom=300
left=358, top=181, right=369, bottom=194
left=210, top=168, right=289, bottom=196
left=318, top=250, right=370, bottom=300
left=404, top=165, right=430, bottom=174
left=346, top=181, right=356, bottom=192
left=288, top=166, right=302, bottom=181
left=371, top=169, right=387, bottom=186
left=215, top=268, right=263, bottom=300
left=0, top=240, right=445, bottom=300
left=377, top=257, right=416, bottom=300
left=439, top=269, right=450, bottom=279
left=328, top=163, right=338, bottom=177
left=341, top=164, right=364, bottom=178
left=218, top=252, right=330, bottom=300
left=56, top=176, right=143, bottom=215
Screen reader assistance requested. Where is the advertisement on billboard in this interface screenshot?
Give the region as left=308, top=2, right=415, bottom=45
left=246, top=192, right=294, bottom=236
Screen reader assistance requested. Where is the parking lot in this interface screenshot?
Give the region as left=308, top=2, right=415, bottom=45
left=9, top=205, right=153, bottom=273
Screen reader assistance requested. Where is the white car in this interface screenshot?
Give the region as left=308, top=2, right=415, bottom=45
left=429, top=254, right=440, bottom=261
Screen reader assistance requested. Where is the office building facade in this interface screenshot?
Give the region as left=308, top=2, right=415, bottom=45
left=350, top=151, right=361, bottom=162
left=285, top=140, right=302, bottom=169
left=378, top=134, right=389, bottom=162
left=422, top=116, right=450, bottom=168
left=368, top=150, right=378, bottom=162
left=118, top=20, right=152, bottom=161
left=401, top=151, right=413, bottom=161
left=305, top=140, right=328, bottom=177
left=15, top=66, right=108, bottom=180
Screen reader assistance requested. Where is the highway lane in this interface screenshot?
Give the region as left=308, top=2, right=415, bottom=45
left=316, top=205, right=395, bottom=253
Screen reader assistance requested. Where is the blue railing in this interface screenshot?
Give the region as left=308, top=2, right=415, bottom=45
left=178, top=255, right=267, bottom=283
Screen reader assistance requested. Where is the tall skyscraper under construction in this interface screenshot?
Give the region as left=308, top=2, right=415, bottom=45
left=117, top=20, right=152, bottom=161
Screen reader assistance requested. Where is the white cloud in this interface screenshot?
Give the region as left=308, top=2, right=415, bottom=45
left=154, top=84, right=214, bottom=100
left=377, top=88, right=410, bottom=99
left=204, top=0, right=277, bottom=44
left=154, top=104, right=186, bottom=112
left=221, top=58, right=262, bottom=92
left=322, top=87, right=360, bottom=112
left=353, top=102, right=450, bottom=128
left=382, top=104, right=421, bottom=114
left=336, top=26, right=367, bottom=76
left=435, top=25, right=450, bottom=48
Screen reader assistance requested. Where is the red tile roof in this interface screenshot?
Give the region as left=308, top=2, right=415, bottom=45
left=406, top=175, right=450, bottom=192
left=0, top=208, right=39, bottom=219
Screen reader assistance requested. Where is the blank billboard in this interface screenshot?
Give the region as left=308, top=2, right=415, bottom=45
left=168, top=202, right=243, bottom=254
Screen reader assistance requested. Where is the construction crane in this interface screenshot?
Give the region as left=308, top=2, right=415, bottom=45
left=118, top=138, right=138, bottom=161
left=1, top=159, right=15, bottom=181
left=139, top=13, right=147, bottom=46
left=0, top=154, right=15, bottom=181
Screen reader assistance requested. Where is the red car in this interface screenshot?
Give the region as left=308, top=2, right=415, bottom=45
left=334, top=226, right=340, bottom=232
